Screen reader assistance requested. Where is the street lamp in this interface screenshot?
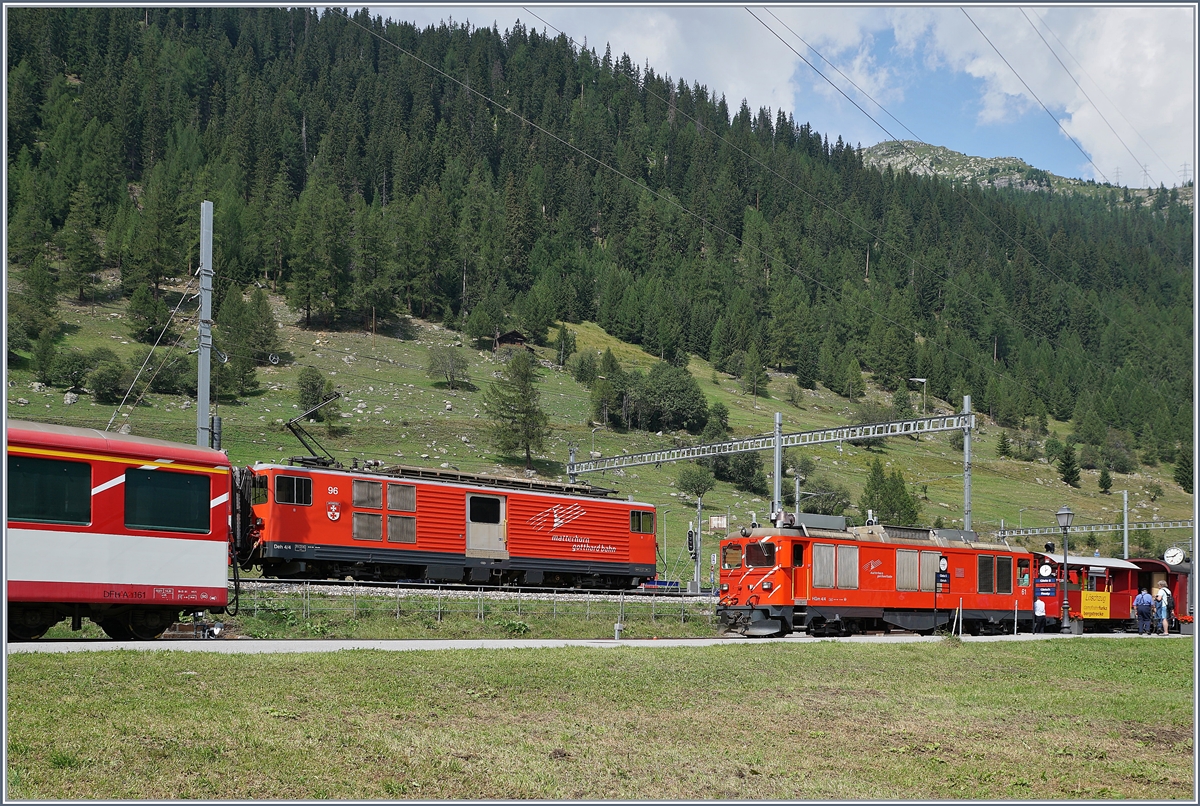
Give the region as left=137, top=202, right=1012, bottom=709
left=908, top=377, right=927, bottom=417
left=1056, top=505, right=1074, bottom=634
left=591, top=426, right=602, bottom=457
left=1019, top=507, right=1028, bottom=529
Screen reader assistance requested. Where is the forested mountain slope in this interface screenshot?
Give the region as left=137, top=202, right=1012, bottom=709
left=6, top=7, right=1193, bottom=469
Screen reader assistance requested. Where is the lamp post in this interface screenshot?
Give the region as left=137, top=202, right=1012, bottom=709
left=1056, top=505, right=1074, bottom=634
left=1019, top=508, right=1027, bottom=529
left=908, top=377, right=927, bottom=416
left=591, top=426, right=601, bottom=457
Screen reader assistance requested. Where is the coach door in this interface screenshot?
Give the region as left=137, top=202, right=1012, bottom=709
left=792, top=541, right=809, bottom=602
left=465, top=494, right=508, bottom=559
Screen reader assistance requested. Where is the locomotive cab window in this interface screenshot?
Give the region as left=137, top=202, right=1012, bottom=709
left=630, top=511, right=655, bottom=534
left=1017, top=558, right=1031, bottom=587
left=251, top=473, right=269, bottom=506
left=7, top=455, right=91, bottom=526
left=468, top=495, right=502, bottom=524
left=275, top=475, right=313, bottom=506
left=125, top=469, right=210, bottom=533
left=722, top=544, right=743, bottom=570
left=353, top=479, right=382, bottom=508
left=746, top=541, right=776, bottom=568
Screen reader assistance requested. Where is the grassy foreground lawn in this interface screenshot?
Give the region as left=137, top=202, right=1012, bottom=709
left=6, top=640, right=1193, bottom=800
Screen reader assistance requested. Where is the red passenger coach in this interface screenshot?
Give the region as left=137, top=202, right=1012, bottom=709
left=6, top=419, right=233, bottom=640
left=237, top=462, right=657, bottom=588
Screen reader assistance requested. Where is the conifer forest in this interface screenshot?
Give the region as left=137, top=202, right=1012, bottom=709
left=5, top=7, right=1194, bottom=476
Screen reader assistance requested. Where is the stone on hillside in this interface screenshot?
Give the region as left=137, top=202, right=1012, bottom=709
left=30, top=382, right=45, bottom=392
left=16, top=398, right=28, bottom=405
left=64, top=392, right=78, bottom=405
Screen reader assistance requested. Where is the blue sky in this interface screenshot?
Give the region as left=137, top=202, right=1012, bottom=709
left=367, top=4, right=1196, bottom=188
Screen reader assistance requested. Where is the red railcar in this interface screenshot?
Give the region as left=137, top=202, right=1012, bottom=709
left=5, top=419, right=232, bottom=640
left=235, top=461, right=657, bottom=588
left=718, top=522, right=1036, bottom=637
left=718, top=518, right=1193, bottom=637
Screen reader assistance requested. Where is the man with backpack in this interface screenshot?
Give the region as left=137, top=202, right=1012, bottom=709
left=1156, top=583, right=1173, bottom=635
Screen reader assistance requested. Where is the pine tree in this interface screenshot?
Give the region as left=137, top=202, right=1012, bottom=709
left=1058, top=442, right=1081, bottom=488
left=484, top=350, right=550, bottom=470
left=996, top=430, right=1011, bottom=458
left=1174, top=441, right=1194, bottom=494
left=296, top=367, right=326, bottom=417
left=843, top=355, right=864, bottom=401
left=1098, top=466, right=1112, bottom=494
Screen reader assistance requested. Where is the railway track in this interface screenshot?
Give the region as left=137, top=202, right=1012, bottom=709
left=232, top=577, right=717, bottom=603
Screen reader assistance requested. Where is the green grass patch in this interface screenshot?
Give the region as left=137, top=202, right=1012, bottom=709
left=6, top=640, right=1192, bottom=799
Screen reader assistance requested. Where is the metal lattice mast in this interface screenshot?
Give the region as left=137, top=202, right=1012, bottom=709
left=566, top=412, right=976, bottom=480
left=196, top=200, right=214, bottom=448
left=996, top=520, right=1193, bottom=539
left=962, top=395, right=972, bottom=532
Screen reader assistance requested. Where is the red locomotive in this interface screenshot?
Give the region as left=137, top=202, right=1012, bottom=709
left=6, top=419, right=233, bottom=640
left=233, top=461, right=658, bottom=589
left=717, top=517, right=1190, bottom=637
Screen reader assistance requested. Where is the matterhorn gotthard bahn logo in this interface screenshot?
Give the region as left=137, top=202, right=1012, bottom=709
left=327, top=501, right=341, bottom=521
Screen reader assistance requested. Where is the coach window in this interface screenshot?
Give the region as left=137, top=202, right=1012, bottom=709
left=1016, top=558, right=1031, bottom=587
left=275, top=475, right=313, bottom=506
left=352, top=512, right=383, bottom=541
left=7, top=455, right=91, bottom=525
left=630, top=511, right=655, bottom=534
left=978, top=554, right=995, bottom=594
left=996, top=555, right=1013, bottom=595
left=388, top=483, right=416, bottom=512
left=792, top=544, right=805, bottom=567
left=353, top=479, right=382, bottom=508
left=125, top=469, right=210, bottom=533
left=722, top=544, right=743, bottom=570
left=746, top=541, right=776, bottom=568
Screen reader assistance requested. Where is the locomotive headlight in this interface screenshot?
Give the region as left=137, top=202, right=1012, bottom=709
left=761, top=581, right=773, bottom=591
left=719, top=583, right=729, bottom=592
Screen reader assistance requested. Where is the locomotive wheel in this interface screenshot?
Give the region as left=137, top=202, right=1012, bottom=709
left=127, top=609, right=179, bottom=640
left=102, top=609, right=178, bottom=640
left=6, top=605, right=60, bottom=641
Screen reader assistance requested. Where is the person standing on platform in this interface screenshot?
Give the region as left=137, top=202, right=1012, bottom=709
left=1156, top=583, right=1172, bottom=635
left=1134, top=588, right=1154, bottom=635
left=1033, top=597, right=1046, bottom=633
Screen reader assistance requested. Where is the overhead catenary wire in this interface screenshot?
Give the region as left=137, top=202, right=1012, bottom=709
left=1029, top=8, right=1181, bottom=186
left=959, top=7, right=1109, bottom=185
left=1018, top=7, right=1159, bottom=190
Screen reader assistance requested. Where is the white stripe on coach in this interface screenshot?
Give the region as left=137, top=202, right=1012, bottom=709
left=6, top=528, right=228, bottom=589
left=91, top=476, right=125, bottom=496
left=210, top=492, right=229, bottom=508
